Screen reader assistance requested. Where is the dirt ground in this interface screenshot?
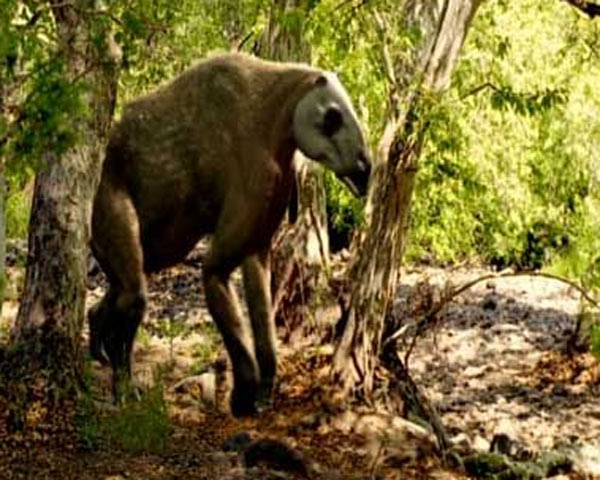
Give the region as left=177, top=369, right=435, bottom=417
left=0, top=246, right=599, bottom=479
left=403, top=267, right=600, bottom=476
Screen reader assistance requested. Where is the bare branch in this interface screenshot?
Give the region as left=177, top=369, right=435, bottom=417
left=563, top=0, right=600, bottom=18
left=460, top=81, right=501, bottom=100
left=381, top=269, right=599, bottom=366
left=237, top=31, right=254, bottom=51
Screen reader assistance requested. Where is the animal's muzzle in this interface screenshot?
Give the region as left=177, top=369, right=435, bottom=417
left=339, top=159, right=371, bottom=197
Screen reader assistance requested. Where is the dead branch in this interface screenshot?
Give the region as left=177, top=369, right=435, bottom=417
left=237, top=31, right=255, bottom=51
left=563, top=0, right=600, bottom=18
left=382, top=269, right=599, bottom=366
left=460, top=81, right=501, bottom=100
left=381, top=341, right=450, bottom=458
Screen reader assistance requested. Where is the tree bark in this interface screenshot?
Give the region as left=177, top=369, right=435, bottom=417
left=0, top=170, right=5, bottom=319
left=333, top=0, right=483, bottom=398
left=258, top=0, right=331, bottom=328
left=11, top=0, right=120, bottom=390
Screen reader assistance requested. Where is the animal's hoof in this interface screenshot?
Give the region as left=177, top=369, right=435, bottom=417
left=231, top=399, right=258, bottom=417
left=257, top=379, right=274, bottom=402
left=112, top=374, right=143, bottom=404
left=256, top=389, right=274, bottom=414
left=230, top=390, right=258, bottom=417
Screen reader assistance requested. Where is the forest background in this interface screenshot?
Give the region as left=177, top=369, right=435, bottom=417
left=1, top=0, right=600, bottom=478
left=3, top=0, right=600, bottom=287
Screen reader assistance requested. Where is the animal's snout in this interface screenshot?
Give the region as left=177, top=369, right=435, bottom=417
left=338, top=150, right=371, bottom=197
left=352, top=150, right=371, bottom=196
left=357, top=150, right=370, bottom=173
left=347, top=165, right=370, bottom=197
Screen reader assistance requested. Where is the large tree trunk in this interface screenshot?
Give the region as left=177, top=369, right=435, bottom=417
left=333, top=0, right=483, bottom=398
left=258, top=0, right=331, bottom=330
left=10, top=1, right=120, bottom=392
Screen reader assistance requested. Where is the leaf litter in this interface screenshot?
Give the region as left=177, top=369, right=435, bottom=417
left=0, top=246, right=598, bottom=479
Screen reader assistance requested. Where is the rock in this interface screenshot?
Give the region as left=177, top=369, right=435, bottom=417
left=223, top=432, right=253, bottom=452
left=490, top=433, right=516, bottom=455
left=171, top=372, right=216, bottom=406
left=464, top=450, right=572, bottom=480
left=482, top=295, right=498, bottom=311
left=451, top=432, right=472, bottom=451
left=473, top=435, right=491, bottom=452
left=243, top=438, right=311, bottom=477
left=565, top=443, right=600, bottom=476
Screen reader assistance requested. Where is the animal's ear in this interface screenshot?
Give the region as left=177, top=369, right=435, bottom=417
left=315, top=74, right=328, bottom=87
left=322, top=106, right=343, bottom=137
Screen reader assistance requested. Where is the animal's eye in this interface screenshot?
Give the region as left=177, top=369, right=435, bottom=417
left=322, top=107, right=343, bottom=137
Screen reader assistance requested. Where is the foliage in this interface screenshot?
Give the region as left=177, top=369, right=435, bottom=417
left=103, top=380, right=170, bottom=453
left=190, top=322, right=222, bottom=375
left=400, top=1, right=600, bottom=274
left=78, top=366, right=171, bottom=453
left=324, top=171, right=365, bottom=252
left=2, top=2, right=599, bottom=340
left=5, top=179, right=31, bottom=239
left=591, top=324, right=600, bottom=358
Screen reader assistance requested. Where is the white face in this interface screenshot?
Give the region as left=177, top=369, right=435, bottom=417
left=292, top=73, right=371, bottom=197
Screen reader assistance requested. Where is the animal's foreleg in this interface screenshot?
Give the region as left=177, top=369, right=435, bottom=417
left=242, top=251, right=276, bottom=408
left=203, top=266, right=260, bottom=417
left=88, top=287, right=117, bottom=365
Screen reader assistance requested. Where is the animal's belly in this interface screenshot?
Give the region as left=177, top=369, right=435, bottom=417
left=140, top=207, right=218, bottom=273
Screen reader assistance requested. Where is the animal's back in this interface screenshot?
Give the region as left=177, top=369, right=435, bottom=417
left=96, top=53, right=312, bottom=271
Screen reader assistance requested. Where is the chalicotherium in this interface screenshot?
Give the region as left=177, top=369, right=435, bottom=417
left=89, top=52, right=371, bottom=416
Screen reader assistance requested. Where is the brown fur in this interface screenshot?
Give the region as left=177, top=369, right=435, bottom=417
left=89, top=53, right=327, bottom=414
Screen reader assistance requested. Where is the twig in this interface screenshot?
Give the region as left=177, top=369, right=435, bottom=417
left=381, top=269, right=599, bottom=366
left=460, top=81, right=501, bottom=100
left=237, top=31, right=254, bottom=51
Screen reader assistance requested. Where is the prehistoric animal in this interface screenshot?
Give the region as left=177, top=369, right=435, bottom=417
left=89, top=52, right=371, bottom=416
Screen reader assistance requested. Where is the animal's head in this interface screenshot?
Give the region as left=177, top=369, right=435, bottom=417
left=293, top=73, right=371, bottom=197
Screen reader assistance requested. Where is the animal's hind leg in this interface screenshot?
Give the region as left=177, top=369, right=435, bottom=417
left=91, top=185, right=147, bottom=397
left=242, top=250, right=276, bottom=408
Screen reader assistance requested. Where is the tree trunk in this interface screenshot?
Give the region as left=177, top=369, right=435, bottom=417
left=0, top=82, right=7, bottom=319
left=10, top=1, right=120, bottom=392
left=333, top=0, right=483, bottom=398
left=0, top=170, right=5, bottom=319
left=258, top=0, right=330, bottom=329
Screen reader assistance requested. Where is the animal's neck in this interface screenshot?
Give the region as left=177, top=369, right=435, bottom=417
left=257, top=67, right=319, bottom=170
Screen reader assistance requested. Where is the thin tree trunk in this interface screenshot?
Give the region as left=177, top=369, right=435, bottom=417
left=259, top=0, right=330, bottom=327
left=0, top=83, right=6, bottom=319
left=0, top=170, right=5, bottom=319
left=11, top=0, right=120, bottom=390
left=333, top=0, right=483, bottom=398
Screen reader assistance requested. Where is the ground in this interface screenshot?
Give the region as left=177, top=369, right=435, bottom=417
left=0, top=243, right=598, bottom=479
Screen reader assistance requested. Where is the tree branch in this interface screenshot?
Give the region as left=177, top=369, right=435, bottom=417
left=381, top=269, right=599, bottom=366
left=563, top=0, right=600, bottom=18
left=460, top=81, right=501, bottom=100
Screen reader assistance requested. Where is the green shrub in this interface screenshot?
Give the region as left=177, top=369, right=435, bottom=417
left=6, top=187, right=32, bottom=239
left=77, top=366, right=171, bottom=454
left=324, top=170, right=365, bottom=252
left=102, top=379, right=171, bottom=453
